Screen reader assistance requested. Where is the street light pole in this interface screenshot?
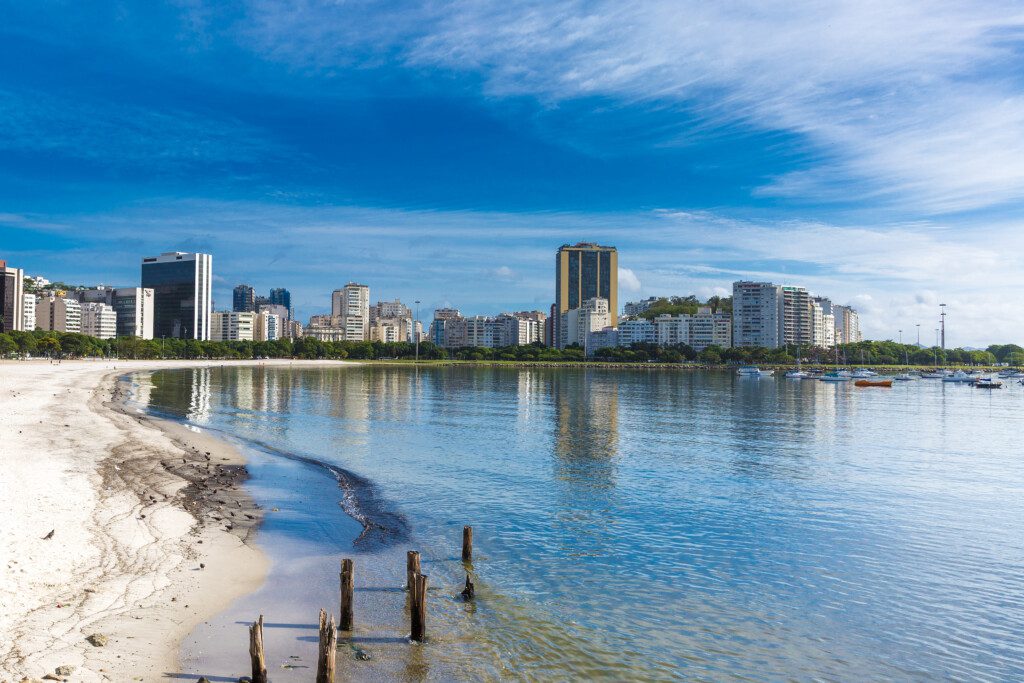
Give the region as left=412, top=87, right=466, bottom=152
left=916, top=324, right=920, bottom=346
left=414, top=300, right=420, bottom=363
left=899, top=329, right=902, bottom=345
left=940, top=303, right=946, bottom=350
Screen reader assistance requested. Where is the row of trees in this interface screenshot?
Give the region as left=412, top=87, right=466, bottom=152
left=0, top=329, right=1016, bottom=367
left=637, top=295, right=732, bottom=320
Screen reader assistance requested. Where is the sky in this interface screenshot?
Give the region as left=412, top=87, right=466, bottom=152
left=2, top=1, right=1024, bottom=346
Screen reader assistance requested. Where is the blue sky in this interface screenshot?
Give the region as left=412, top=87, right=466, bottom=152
left=2, top=1, right=1024, bottom=345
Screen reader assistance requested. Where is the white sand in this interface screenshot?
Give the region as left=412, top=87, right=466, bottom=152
left=0, top=359, right=349, bottom=682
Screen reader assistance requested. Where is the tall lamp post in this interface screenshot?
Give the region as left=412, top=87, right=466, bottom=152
left=899, top=329, right=902, bottom=345
left=940, top=303, right=947, bottom=350
left=414, top=300, right=420, bottom=363
left=916, top=323, right=920, bottom=346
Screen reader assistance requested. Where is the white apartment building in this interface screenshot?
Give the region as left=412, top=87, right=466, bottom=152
left=654, top=314, right=690, bottom=346
left=834, top=305, right=862, bottom=344
left=781, top=286, right=813, bottom=346
left=22, top=292, right=35, bottom=332
left=560, top=297, right=611, bottom=348
left=622, top=297, right=660, bottom=317
left=211, top=311, right=256, bottom=342
left=733, top=281, right=784, bottom=348
left=687, top=307, right=732, bottom=350
left=254, top=311, right=282, bottom=341
left=331, top=283, right=370, bottom=341
left=618, top=319, right=656, bottom=346
left=80, top=302, right=118, bottom=339
left=114, top=287, right=154, bottom=339
left=586, top=327, right=619, bottom=355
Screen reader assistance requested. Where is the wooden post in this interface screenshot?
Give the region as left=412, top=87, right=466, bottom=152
left=462, top=525, right=473, bottom=562
left=406, top=550, right=421, bottom=591
left=248, top=614, right=267, bottom=683
left=460, top=573, right=475, bottom=600
left=339, top=558, right=354, bottom=632
left=316, top=608, right=337, bottom=683
left=410, top=573, right=428, bottom=642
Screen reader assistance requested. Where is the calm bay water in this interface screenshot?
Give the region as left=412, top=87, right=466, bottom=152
left=135, top=366, right=1024, bottom=681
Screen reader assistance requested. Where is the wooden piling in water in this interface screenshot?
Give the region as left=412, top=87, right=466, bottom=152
left=461, top=573, right=475, bottom=600
left=248, top=614, right=267, bottom=683
left=410, top=573, right=429, bottom=642
left=316, top=608, right=337, bottom=683
left=462, top=525, right=473, bottom=562
left=406, top=550, right=421, bottom=591
left=340, top=558, right=354, bottom=632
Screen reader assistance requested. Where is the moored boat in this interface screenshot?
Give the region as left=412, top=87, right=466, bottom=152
left=820, top=371, right=852, bottom=382
left=738, top=366, right=773, bottom=377
left=855, top=379, right=893, bottom=387
left=975, top=378, right=1003, bottom=389
left=893, top=373, right=916, bottom=381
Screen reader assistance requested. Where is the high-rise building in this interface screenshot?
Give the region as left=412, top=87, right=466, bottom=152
left=781, top=286, right=813, bottom=346
left=560, top=297, right=611, bottom=349
left=269, top=288, right=292, bottom=320
left=330, top=283, right=370, bottom=341
left=732, top=281, right=784, bottom=348
left=233, top=284, right=256, bottom=312
left=211, top=311, right=256, bottom=341
left=112, top=287, right=154, bottom=339
left=141, top=252, right=213, bottom=340
left=834, top=305, right=862, bottom=344
left=35, top=294, right=81, bottom=333
left=554, top=243, right=617, bottom=348
left=22, top=292, right=35, bottom=332
left=0, top=261, right=25, bottom=332
left=80, top=302, right=118, bottom=339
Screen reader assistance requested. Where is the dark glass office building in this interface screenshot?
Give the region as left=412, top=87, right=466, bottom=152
left=269, top=288, right=292, bottom=319
left=233, top=284, right=256, bottom=312
left=554, top=243, right=617, bottom=348
left=141, top=252, right=213, bottom=340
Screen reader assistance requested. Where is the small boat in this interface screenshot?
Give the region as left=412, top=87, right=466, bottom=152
left=851, top=369, right=877, bottom=378
left=820, top=371, right=852, bottom=382
left=919, top=372, right=945, bottom=379
left=785, top=370, right=809, bottom=379
left=738, top=366, right=773, bottom=377
left=975, top=378, right=1003, bottom=389
left=855, top=379, right=893, bottom=387
left=942, top=371, right=975, bottom=383
left=893, top=373, right=916, bottom=381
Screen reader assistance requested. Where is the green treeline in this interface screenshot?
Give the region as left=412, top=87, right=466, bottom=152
left=0, top=329, right=1019, bottom=366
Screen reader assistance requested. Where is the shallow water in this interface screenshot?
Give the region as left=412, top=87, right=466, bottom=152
left=135, top=366, right=1024, bottom=681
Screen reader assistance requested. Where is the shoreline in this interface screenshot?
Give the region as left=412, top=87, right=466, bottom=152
left=0, top=359, right=354, bottom=682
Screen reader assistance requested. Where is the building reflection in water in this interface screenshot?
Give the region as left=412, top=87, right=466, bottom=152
left=551, top=369, right=620, bottom=489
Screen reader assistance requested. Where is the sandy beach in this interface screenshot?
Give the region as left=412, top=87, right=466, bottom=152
left=0, top=359, right=349, bottom=683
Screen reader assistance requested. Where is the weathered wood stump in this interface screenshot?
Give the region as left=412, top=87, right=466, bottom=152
left=248, top=614, right=267, bottom=683
left=462, top=525, right=473, bottom=562
left=340, top=558, right=354, bottom=632
left=410, top=573, right=428, bottom=642
left=461, top=573, right=475, bottom=600
left=316, top=608, right=337, bottom=682
left=406, top=550, right=421, bottom=591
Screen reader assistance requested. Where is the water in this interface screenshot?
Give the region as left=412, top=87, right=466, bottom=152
left=132, top=366, right=1024, bottom=681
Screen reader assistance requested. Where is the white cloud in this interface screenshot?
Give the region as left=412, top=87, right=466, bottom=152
left=618, top=267, right=641, bottom=294
left=238, top=0, right=1024, bottom=213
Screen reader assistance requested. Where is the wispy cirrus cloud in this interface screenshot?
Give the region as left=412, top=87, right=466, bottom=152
left=235, top=0, right=1024, bottom=213
left=0, top=88, right=288, bottom=171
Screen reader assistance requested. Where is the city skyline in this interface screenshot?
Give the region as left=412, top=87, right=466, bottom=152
left=3, top=3, right=1023, bottom=346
